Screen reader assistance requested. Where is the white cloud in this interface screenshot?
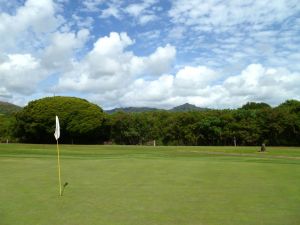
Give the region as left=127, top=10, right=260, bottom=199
left=100, top=5, right=121, bottom=19
left=125, top=4, right=145, bottom=17
left=57, top=32, right=176, bottom=97
left=82, top=0, right=105, bottom=12
left=1, top=0, right=299, bottom=110
left=81, top=0, right=123, bottom=19
left=52, top=31, right=300, bottom=109
left=117, top=65, right=221, bottom=108
left=120, top=75, right=174, bottom=107
left=125, top=0, right=157, bottom=17
left=168, top=26, right=186, bottom=40
left=139, top=14, right=157, bottom=25
left=41, top=29, right=90, bottom=71
left=124, top=0, right=158, bottom=25
left=90, top=32, right=133, bottom=57
left=145, top=44, right=176, bottom=76
left=169, top=0, right=300, bottom=30
left=138, top=30, right=161, bottom=40
left=15, top=0, right=58, bottom=32
left=71, top=14, right=94, bottom=29
left=168, top=0, right=300, bottom=73
left=0, top=0, right=62, bottom=51
left=222, top=64, right=300, bottom=104
left=175, top=66, right=218, bottom=91
left=0, top=54, right=46, bottom=95
left=100, top=63, right=300, bottom=109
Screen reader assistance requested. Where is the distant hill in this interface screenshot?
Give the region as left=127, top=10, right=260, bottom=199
left=170, top=103, right=209, bottom=112
left=0, top=101, right=22, bottom=115
left=105, top=103, right=209, bottom=114
left=105, top=107, right=162, bottom=114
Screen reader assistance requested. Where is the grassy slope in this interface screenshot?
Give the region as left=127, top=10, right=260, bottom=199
left=0, top=144, right=300, bottom=225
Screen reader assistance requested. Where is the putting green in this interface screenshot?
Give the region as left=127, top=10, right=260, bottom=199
left=0, top=144, right=300, bottom=225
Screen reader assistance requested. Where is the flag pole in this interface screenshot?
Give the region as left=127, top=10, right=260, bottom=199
left=55, top=115, right=62, bottom=196
left=56, top=139, right=62, bottom=196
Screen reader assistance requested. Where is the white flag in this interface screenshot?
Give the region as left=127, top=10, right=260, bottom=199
left=54, top=116, right=60, bottom=140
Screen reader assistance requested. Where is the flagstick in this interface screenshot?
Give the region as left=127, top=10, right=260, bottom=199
left=56, top=140, right=62, bottom=196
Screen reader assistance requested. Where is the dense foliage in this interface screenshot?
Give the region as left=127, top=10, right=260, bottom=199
left=0, top=115, right=16, bottom=143
left=1, top=97, right=300, bottom=145
left=108, top=100, right=300, bottom=146
left=0, top=102, right=20, bottom=143
left=13, top=96, right=107, bottom=144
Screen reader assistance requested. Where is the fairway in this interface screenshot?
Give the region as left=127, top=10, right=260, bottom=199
left=1, top=144, right=300, bottom=225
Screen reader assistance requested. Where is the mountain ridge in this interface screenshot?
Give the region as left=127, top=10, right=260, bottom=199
left=0, top=100, right=209, bottom=115
left=105, top=103, right=209, bottom=114
left=0, top=101, right=22, bottom=115
left=170, top=103, right=209, bottom=112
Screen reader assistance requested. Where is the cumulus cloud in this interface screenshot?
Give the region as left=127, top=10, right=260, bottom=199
left=0, top=54, right=46, bottom=95
left=116, top=65, right=221, bottom=108
left=0, top=0, right=61, bottom=51
left=174, top=66, right=218, bottom=89
left=41, top=29, right=90, bottom=71
left=223, top=64, right=300, bottom=104
left=56, top=32, right=176, bottom=97
left=90, top=32, right=133, bottom=57
left=146, top=44, right=176, bottom=76
left=57, top=32, right=137, bottom=92
left=122, top=75, right=174, bottom=104
left=0, top=0, right=63, bottom=104
left=1, top=0, right=299, bottom=110
left=51, top=31, right=300, bottom=109
left=105, top=64, right=300, bottom=109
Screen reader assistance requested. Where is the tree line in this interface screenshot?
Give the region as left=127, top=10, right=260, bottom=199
left=108, top=101, right=300, bottom=146
left=1, top=97, right=300, bottom=146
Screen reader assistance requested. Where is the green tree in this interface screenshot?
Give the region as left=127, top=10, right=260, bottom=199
left=0, top=115, right=16, bottom=142
left=109, top=112, right=140, bottom=145
left=241, top=102, right=271, bottom=110
left=14, top=96, right=107, bottom=144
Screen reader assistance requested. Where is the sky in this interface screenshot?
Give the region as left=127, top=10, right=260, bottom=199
left=0, top=0, right=300, bottom=109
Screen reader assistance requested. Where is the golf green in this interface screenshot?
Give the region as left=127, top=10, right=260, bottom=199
left=0, top=144, right=300, bottom=225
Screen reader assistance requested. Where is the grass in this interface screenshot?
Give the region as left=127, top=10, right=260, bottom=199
left=0, top=144, right=300, bottom=225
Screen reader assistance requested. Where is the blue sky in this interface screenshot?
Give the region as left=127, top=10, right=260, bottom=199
left=0, top=0, right=300, bottom=109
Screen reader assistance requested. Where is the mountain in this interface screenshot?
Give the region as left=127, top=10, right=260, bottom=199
left=0, top=101, right=22, bottom=115
left=105, top=107, right=162, bottom=114
left=170, top=103, right=209, bottom=112
left=105, top=103, right=209, bottom=114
